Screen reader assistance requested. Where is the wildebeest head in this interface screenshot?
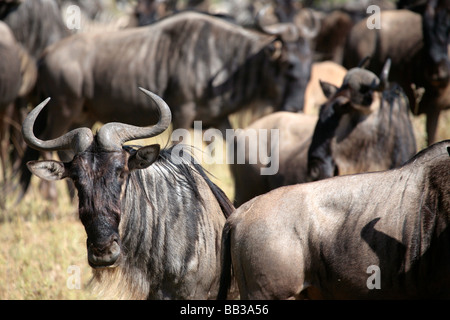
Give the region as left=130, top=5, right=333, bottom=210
left=258, top=6, right=319, bottom=112
left=307, top=59, right=391, bottom=181
left=23, top=88, right=171, bottom=268
left=422, top=0, right=449, bottom=87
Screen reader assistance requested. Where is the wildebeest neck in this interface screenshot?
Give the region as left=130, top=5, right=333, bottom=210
left=280, top=39, right=313, bottom=112
left=307, top=98, right=348, bottom=181
left=208, top=48, right=277, bottom=111
left=207, top=37, right=310, bottom=114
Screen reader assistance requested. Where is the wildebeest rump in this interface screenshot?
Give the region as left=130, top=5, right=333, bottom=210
left=219, top=140, right=450, bottom=299
left=0, top=21, right=21, bottom=112
left=0, top=0, right=70, bottom=60
left=0, top=20, right=37, bottom=180
left=344, top=2, right=449, bottom=144
left=231, top=60, right=416, bottom=206
left=23, top=89, right=235, bottom=299
left=0, top=0, right=68, bottom=184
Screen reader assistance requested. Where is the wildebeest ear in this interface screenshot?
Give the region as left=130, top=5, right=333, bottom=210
left=128, top=144, right=160, bottom=170
left=27, top=160, right=68, bottom=181
left=266, top=40, right=283, bottom=61
left=447, top=146, right=450, bottom=157
left=319, top=80, right=338, bottom=98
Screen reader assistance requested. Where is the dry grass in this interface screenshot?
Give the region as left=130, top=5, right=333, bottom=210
left=0, top=171, right=97, bottom=299
left=0, top=108, right=448, bottom=300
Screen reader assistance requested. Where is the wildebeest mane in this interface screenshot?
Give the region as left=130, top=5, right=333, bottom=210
left=403, top=139, right=450, bottom=167
left=377, top=82, right=416, bottom=168
left=125, top=144, right=234, bottom=219
left=377, top=82, right=411, bottom=134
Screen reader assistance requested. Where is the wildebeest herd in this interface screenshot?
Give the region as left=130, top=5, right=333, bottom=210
left=0, top=0, right=449, bottom=300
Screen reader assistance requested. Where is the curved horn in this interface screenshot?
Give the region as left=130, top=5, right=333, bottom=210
left=377, top=58, right=391, bottom=91
left=295, top=8, right=321, bottom=39
left=22, top=98, right=94, bottom=153
left=256, top=6, right=299, bottom=42
left=357, top=56, right=371, bottom=68
left=97, top=88, right=172, bottom=151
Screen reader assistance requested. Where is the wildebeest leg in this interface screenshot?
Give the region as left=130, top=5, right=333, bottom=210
left=10, top=98, right=28, bottom=173
left=170, top=102, right=196, bottom=146
left=172, top=102, right=196, bottom=130
left=203, top=117, right=232, bottom=150
left=0, top=104, right=13, bottom=182
left=231, top=161, right=268, bottom=207
left=426, top=105, right=440, bottom=145
left=216, top=117, right=232, bottom=138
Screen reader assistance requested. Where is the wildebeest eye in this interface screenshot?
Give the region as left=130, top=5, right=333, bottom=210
left=359, top=85, right=370, bottom=94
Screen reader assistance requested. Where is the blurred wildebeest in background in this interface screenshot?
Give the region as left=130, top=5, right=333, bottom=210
left=219, top=140, right=450, bottom=299
left=344, top=0, right=450, bottom=144
left=0, top=21, right=21, bottom=109
left=132, top=0, right=209, bottom=26
left=23, top=89, right=237, bottom=299
left=256, top=4, right=319, bottom=113
left=56, top=0, right=105, bottom=20
left=0, top=0, right=70, bottom=60
left=0, top=21, right=36, bottom=181
left=310, top=9, right=353, bottom=63
left=18, top=10, right=317, bottom=198
left=0, top=0, right=69, bottom=183
left=308, top=0, right=396, bottom=63
left=0, top=20, right=22, bottom=180
left=231, top=59, right=416, bottom=206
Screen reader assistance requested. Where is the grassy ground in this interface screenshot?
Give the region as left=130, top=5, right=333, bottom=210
left=0, top=108, right=449, bottom=300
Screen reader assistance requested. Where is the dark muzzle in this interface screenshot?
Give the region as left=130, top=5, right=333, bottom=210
left=87, top=234, right=121, bottom=268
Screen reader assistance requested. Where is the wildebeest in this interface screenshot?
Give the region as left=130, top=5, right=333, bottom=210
left=23, top=88, right=235, bottom=299
left=344, top=1, right=450, bottom=144
left=19, top=10, right=315, bottom=197
left=231, top=59, right=417, bottom=206
left=311, top=9, right=353, bottom=63
left=0, top=21, right=36, bottom=180
left=219, top=139, right=450, bottom=299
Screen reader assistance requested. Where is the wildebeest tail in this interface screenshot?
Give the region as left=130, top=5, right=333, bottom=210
left=217, top=221, right=233, bottom=300
left=206, top=178, right=234, bottom=219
